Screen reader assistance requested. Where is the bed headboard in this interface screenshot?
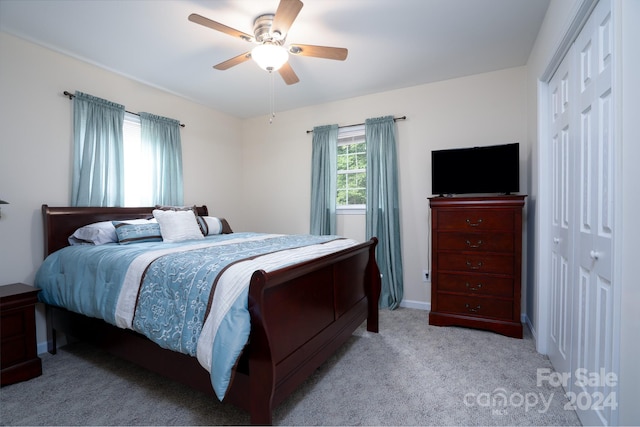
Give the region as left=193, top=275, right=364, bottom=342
left=42, top=204, right=209, bottom=257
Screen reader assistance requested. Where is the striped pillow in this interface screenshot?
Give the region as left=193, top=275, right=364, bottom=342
left=112, top=221, right=162, bottom=245
left=197, top=216, right=234, bottom=235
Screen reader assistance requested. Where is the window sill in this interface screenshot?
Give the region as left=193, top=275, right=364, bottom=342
left=336, top=207, right=366, bottom=215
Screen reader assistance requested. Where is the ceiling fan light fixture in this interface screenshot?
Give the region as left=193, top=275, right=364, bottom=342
left=251, top=43, right=288, bottom=72
left=190, top=0, right=346, bottom=85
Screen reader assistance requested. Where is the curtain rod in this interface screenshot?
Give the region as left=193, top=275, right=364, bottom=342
left=63, top=91, right=186, bottom=128
left=305, top=116, right=406, bottom=134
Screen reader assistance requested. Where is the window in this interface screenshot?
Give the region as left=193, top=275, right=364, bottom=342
left=122, top=113, right=152, bottom=206
left=336, top=125, right=366, bottom=210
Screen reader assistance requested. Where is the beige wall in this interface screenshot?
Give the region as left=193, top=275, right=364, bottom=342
left=240, top=67, right=528, bottom=308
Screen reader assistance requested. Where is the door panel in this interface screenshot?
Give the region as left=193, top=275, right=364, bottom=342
left=573, top=0, right=616, bottom=425
left=547, top=48, right=574, bottom=378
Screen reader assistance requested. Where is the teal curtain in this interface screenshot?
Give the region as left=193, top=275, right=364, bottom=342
left=71, top=91, right=125, bottom=206
left=365, top=116, right=404, bottom=309
left=310, top=124, right=338, bottom=235
left=139, top=112, right=184, bottom=206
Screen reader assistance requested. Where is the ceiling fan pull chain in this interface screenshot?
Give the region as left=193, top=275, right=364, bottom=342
left=269, top=70, right=276, bottom=124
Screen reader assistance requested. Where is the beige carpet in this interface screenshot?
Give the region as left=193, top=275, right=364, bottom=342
left=0, top=308, right=581, bottom=426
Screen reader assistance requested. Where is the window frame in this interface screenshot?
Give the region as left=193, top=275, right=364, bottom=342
left=336, top=125, right=366, bottom=214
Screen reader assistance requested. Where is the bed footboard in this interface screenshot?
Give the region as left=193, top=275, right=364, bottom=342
left=224, top=238, right=380, bottom=425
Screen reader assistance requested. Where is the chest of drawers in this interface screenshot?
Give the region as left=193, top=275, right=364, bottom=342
left=428, top=195, right=526, bottom=338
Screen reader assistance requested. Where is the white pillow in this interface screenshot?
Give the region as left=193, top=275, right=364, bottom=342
left=153, top=209, right=204, bottom=243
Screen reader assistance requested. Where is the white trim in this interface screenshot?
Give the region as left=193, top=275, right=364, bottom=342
left=37, top=341, right=49, bottom=355
left=400, top=299, right=430, bottom=311
left=524, top=314, right=537, bottom=341
left=610, top=2, right=624, bottom=425
left=337, top=124, right=365, bottom=139
left=540, top=0, right=600, bottom=82
left=336, top=206, right=365, bottom=215
left=535, top=78, right=551, bottom=355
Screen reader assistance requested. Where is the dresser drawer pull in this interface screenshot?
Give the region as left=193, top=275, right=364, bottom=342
left=465, top=282, right=483, bottom=291
left=465, top=239, right=483, bottom=248
left=465, top=260, right=483, bottom=270
left=465, top=218, right=483, bottom=227
left=465, top=303, right=481, bottom=313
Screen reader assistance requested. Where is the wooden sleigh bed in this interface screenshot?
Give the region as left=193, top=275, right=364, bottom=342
left=39, top=204, right=381, bottom=425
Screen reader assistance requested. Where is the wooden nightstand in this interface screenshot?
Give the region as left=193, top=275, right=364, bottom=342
left=0, top=283, right=42, bottom=386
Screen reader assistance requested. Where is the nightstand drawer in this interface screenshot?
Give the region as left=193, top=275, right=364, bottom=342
left=437, top=253, right=514, bottom=275
left=436, top=273, right=514, bottom=297
left=435, top=209, right=514, bottom=231
left=436, top=231, right=514, bottom=252
left=1, top=335, right=29, bottom=367
left=436, top=294, right=513, bottom=320
left=1, top=310, right=29, bottom=338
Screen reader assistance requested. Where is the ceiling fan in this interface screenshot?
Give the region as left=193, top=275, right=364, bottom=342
left=188, top=0, right=348, bottom=85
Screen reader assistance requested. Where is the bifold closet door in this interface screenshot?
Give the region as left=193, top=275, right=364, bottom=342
left=546, top=0, right=616, bottom=425
left=572, top=0, right=615, bottom=425
left=547, top=41, right=574, bottom=379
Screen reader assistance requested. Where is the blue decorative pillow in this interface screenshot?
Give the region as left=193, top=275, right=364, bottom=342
left=112, top=221, right=162, bottom=245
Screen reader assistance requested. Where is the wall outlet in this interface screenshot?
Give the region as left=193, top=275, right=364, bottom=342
left=422, top=269, right=430, bottom=282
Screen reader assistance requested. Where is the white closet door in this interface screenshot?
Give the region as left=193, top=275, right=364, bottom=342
left=547, top=46, right=575, bottom=378
left=545, top=0, right=617, bottom=425
left=573, top=0, right=616, bottom=424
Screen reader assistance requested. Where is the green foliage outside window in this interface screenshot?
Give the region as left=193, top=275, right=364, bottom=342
left=337, top=141, right=366, bottom=206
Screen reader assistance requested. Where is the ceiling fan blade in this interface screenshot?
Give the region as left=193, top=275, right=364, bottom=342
left=278, top=62, right=300, bottom=85
left=272, top=0, right=303, bottom=36
left=188, top=13, right=254, bottom=42
left=288, top=44, right=348, bottom=61
left=213, top=52, right=252, bottom=70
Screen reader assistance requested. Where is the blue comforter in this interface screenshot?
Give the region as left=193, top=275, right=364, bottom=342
left=35, top=232, right=354, bottom=399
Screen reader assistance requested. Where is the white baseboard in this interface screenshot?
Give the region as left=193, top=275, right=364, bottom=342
left=37, top=336, right=68, bottom=356
left=399, top=299, right=430, bottom=311
left=37, top=341, right=50, bottom=355
left=523, top=314, right=537, bottom=340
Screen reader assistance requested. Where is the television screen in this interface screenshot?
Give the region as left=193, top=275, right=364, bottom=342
left=431, top=143, right=519, bottom=196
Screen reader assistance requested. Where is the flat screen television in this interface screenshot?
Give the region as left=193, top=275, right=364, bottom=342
left=431, top=143, right=519, bottom=196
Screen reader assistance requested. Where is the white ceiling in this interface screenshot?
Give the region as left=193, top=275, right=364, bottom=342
left=0, top=0, right=550, bottom=119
